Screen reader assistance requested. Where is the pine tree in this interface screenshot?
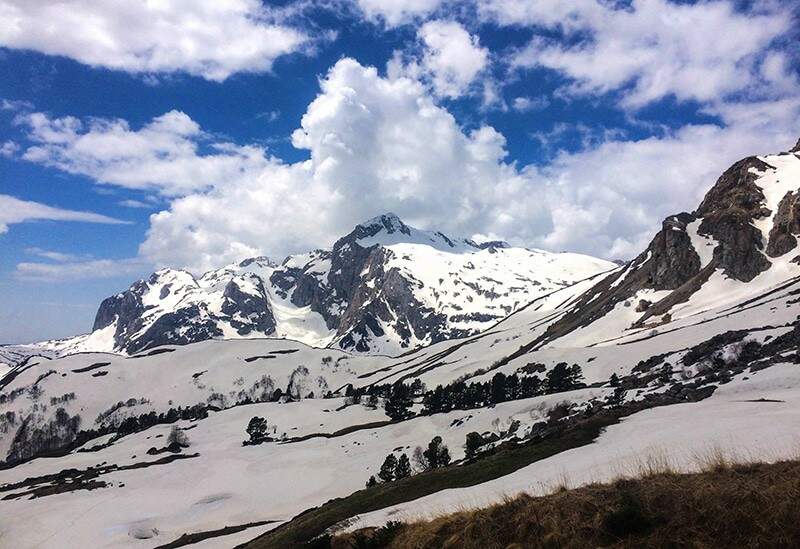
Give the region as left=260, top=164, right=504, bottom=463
left=384, top=382, right=413, bottom=421
left=378, top=454, right=398, bottom=482
left=609, top=372, right=620, bottom=387
left=423, top=436, right=450, bottom=469
left=245, top=416, right=269, bottom=445
left=366, top=475, right=377, bottom=488
left=490, top=372, right=508, bottom=404
left=546, top=363, right=584, bottom=393
left=395, top=453, right=412, bottom=479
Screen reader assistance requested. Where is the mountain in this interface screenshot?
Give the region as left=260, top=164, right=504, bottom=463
left=1, top=139, right=799, bottom=549
left=13, top=213, right=614, bottom=359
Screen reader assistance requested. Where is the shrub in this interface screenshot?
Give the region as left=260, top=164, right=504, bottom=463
left=245, top=416, right=270, bottom=445
left=464, top=432, right=485, bottom=459
left=167, top=425, right=190, bottom=449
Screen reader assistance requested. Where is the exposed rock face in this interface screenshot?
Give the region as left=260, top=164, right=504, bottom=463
left=766, top=191, right=800, bottom=257
left=93, top=267, right=274, bottom=355
left=516, top=142, right=800, bottom=349
left=791, top=138, right=800, bottom=153
left=696, top=156, right=772, bottom=282
left=76, top=213, right=614, bottom=357
left=646, top=213, right=702, bottom=290
left=220, top=280, right=277, bottom=336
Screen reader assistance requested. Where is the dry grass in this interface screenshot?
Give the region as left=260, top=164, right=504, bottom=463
left=335, top=458, right=800, bottom=549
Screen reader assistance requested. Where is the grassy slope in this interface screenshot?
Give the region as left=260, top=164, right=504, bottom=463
left=337, top=458, right=800, bottom=548
left=240, top=412, right=622, bottom=549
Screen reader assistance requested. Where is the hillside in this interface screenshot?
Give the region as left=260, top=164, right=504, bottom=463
left=333, top=459, right=800, bottom=549
left=0, top=139, right=799, bottom=549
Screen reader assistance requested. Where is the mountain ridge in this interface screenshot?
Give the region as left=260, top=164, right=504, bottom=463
left=3, top=214, right=614, bottom=362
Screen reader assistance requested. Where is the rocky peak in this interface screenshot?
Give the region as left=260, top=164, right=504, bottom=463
left=357, top=212, right=411, bottom=237
left=791, top=137, right=800, bottom=154
left=238, top=256, right=277, bottom=269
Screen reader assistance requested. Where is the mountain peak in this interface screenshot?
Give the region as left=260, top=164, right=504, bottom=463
left=357, top=212, right=411, bottom=236
left=791, top=137, right=800, bottom=153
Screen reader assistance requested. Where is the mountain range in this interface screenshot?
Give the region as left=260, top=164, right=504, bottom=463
left=1, top=213, right=613, bottom=362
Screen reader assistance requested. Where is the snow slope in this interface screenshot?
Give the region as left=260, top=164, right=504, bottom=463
left=346, top=362, right=800, bottom=531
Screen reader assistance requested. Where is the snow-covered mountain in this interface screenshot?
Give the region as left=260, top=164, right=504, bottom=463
left=10, top=214, right=613, bottom=360
left=1, top=139, right=800, bottom=549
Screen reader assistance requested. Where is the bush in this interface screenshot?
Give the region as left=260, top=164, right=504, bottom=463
left=167, top=425, right=189, bottom=449
left=245, top=416, right=270, bottom=445
left=464, top=432, right=485, bottom=459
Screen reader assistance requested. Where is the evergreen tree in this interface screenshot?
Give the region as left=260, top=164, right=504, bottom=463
left=439, top=446, right=451, bottom=467
left=366, top=475, right=377, bottom=488
left=520, top=375, right=542, bottom=398
left=546, top=363, right=584, bottom=393
left=490, top=372, right=508, bottom=404
left=384, top=382, right=413, bottom=421
left=378, top=454, right=398, bottom=482
left=245, top=416, right=269, bottom=445
left=395, top=453, right=412, bottom=479
left=606, top=386, right=626, bottom=408
left=464, top=432, right=484, bottom=459
left=423, top=436, right=450, bottom=469
left=609, top=372, right=620, bottom=387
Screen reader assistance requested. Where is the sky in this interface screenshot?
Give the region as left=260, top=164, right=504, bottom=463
left=0, top=0, right=798, bottom=343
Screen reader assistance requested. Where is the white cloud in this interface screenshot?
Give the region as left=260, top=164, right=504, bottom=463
left=483, top=0, right=794, bottom=108
left=356, top=0, right=444, bottom=26
left=0, top=0, right=307, bottom=81
left=0, top=194, right=129, bottom=234
left=18, top=110, right=271, bottom=196
left=418, top=20, right=489, bottom=98
left=24, top=248, right=84, bottom=263
left=118, top=199, right=156, bottom=209
left=15, top=58, right=800, bottom=272
left=15, top=258, right=148, bottom=282
left=512, top=96, right=549, bottom=112
left=0, top=140, right=18, bottom=157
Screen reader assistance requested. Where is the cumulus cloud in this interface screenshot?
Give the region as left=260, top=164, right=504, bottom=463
left=141, top=58, right=518, bottom=271
left=417, top=20, right=489, bottom=98
left=356, top=0, right=444, bottom=26
left=141, top=58, right=800, bottom=269
left=0, top=0, right=307, bottom=81
left=13, top=58, right=800, bottom=272
left=482, top=0, right=795, bottom=108
left=0, top=140, right=18, bottom=157
left=18, top=110, right=270, bottom=196
left=0, top=194, right=129, bottom=234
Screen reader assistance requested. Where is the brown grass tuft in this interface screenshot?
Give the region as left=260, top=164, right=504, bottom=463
left=337, top=458, right=800, bottom=549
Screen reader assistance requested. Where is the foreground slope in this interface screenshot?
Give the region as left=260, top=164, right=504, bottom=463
left=337, top=458, right=800, bottom=548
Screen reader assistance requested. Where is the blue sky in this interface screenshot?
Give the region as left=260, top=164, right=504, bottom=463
left=0, top=0, right=798, bottom=343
